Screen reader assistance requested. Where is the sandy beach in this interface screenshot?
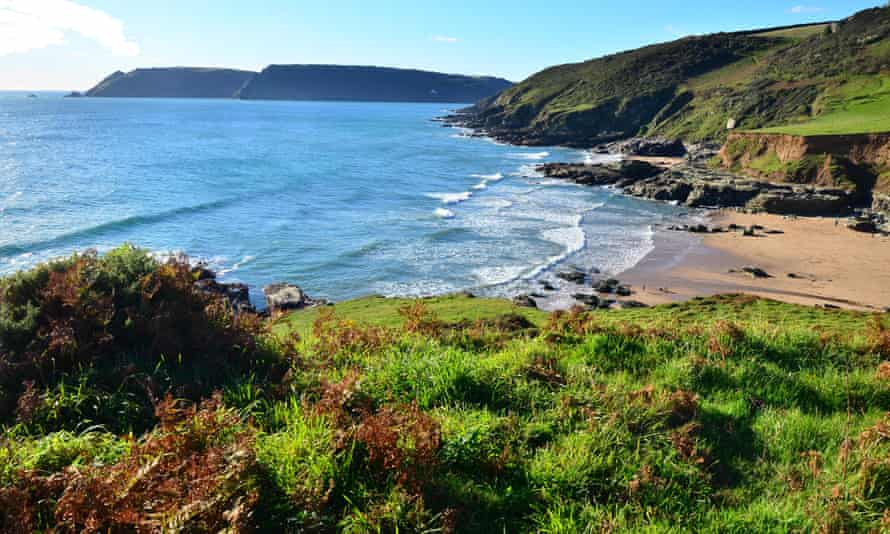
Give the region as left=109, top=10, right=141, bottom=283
left=621, top=211, right=890, bottom=311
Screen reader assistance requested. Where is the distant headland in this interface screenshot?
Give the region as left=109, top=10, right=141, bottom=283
left=76, top=65, right=512, bottom=103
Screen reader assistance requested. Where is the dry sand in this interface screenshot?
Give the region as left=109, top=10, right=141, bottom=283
left=620, top=211, right=890, bottom=311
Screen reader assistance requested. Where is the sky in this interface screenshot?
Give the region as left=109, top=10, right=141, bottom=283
left=0, top=0, right=884, bottom=90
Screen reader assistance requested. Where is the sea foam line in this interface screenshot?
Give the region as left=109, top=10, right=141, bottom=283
left=426, top=191, right=472, bottom=204
left=509, top=151, right=550, bottom=161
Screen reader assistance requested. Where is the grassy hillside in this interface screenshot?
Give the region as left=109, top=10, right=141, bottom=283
left=468, top=6, right=890, bottom=145
left=754, top=76, right=890, bottom=135
left=3, top=247, right=890, bottom=532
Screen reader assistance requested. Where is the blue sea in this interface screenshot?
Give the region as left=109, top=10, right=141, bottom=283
left=0, top=92, right=683, bottom=307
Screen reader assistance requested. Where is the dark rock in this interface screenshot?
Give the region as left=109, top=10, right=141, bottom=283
left=263, top=283, right=326, bottom=312
left=848, top=220, right=879, bottom=233
left=573, top=293, right=600, bottom=307
left=617, top=300, right=649, bottom=309
left=743, top=226, right=756, bottom=237
left=742, top=266, right=771, bottom=279
left=194, top=279, right=255, bottom=314
left=556, top=269, right=587, bottom=284
left=539, top=280, right=557, bottom=291
left=535, top=160, right=662, bottom=187
left=610, top=137, right=687, bottom=157
left=598, top=299, right=616, bottom=309
left=711, top=226, right=724, bottom=233
left=513, top=294, right=538, bottom=308
left=615, top=285, right=632, bottom=297
left=822, top=303, right=841, bottom=310
left=191, top=264, right=216, bottom=281
left=688, top=224, right=709, bottom=233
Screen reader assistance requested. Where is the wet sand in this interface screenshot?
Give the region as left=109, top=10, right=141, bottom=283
left=620, top=211, right=890, bottom=311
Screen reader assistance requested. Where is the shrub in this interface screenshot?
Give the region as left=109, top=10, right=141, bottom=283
left=0, top=246, right=273, bottom=431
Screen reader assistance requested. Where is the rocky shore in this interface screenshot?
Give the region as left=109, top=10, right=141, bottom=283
left=537, top=159, right=861, bottom=217
left=190, top=263, right=328, bottom=315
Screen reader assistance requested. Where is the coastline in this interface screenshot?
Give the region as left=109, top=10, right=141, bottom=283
left=621, top=210, right=890, bottom=311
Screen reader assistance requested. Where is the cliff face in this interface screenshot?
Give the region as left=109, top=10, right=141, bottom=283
left=236, top=65, right=512, bottom=103
left=85, top=68, right=257, bottom=98
left=720, top=132, right=890, bottom=209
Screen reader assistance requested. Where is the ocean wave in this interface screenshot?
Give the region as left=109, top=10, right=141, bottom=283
left=217, top=254, right=256, bottom=276
left=426, top=191, right=472, bottom=204
left=472, top=264, right=530, bottom=286
left=509, top=151, right=550, bottom=161
left=583, top=152, right=622, bottom=165
left=434, top=207, right=455, bottom=219
left=470, top=173, right=504, bottom=181
left=516, top=164, right=545, bottom=178
left=0, top=197, right=242, bottom=258
left=527, top=215, right=586, bottom=278
left=471, top=181, right=488, bottom=190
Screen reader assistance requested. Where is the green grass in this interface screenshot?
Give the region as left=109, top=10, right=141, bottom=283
left=754, top=76, right=890, bottom=135
left=753, top=24, right=831, bottom=40
left=272, top=294, right=547, bottom=337
left=5, top=248, right=890, bottom=531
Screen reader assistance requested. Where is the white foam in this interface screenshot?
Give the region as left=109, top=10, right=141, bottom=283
left=434, top=208, right=455, bottom=219
left=509, top=151, right=550, bottom=161
left=472, top=181, right=488, bottom=190
left=426, top=191, right=472, bottom=204
left=218, top=254, right=255, bottom=275
left=472, top=264, right=529, bottom=286
left=523, top=214, right=587, bottom=279
left=583, top=152, right=622, bottom=165
left=470, top=173, right=504, bottom=181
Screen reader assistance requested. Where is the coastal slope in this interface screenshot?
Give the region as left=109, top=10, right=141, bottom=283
left=237, top=64, right=512, bottom=103
left=84, top=68, right=257, bottom=98
left=460, top=6, right=890, bottom=146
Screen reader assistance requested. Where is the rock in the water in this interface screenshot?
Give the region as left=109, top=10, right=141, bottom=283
left=556, top=269, right=587, bottom=284
left=536, top=160, right=663, bottom=187
left=539, top=280, right=557, bottom=291
left=513, top=294, right=538, bottom=308
left=615, top=285, right=632, bottom=297
left=263, top=283, right=324, bottom=312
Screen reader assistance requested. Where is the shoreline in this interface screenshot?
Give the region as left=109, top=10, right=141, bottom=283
left=620, top=210, right=890, bottom=311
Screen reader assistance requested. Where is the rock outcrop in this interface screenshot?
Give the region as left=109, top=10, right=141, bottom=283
left=720, top=132, right=890, bottom=206
left=602, top=137, right=687, bottom=157
left=538, top=161, right=856, bottom=216
left=263, top=283, right=327, bottom=312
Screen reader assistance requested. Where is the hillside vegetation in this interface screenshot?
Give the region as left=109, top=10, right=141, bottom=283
left=465, top=6, right=890, bottom=145
left=2, top=247, right=890, bottom=532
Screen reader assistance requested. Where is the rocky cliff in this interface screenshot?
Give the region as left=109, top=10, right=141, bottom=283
left=236, top=65, right=512, bottom=103
left=720, top=132, right=890, bottom=210
left=85, top=68, right=257, bottom=98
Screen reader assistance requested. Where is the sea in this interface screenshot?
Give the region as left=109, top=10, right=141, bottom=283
left=0, top=92, right=685, bottom=308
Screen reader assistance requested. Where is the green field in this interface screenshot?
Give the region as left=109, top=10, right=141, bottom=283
left=754, top=76, right=890, bottom=136
left=3, top=248, right=890, bottom=532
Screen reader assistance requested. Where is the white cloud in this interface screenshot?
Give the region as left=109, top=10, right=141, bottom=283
left=788, top=5, right=825, bottom=14
left=433, top=35, right=459, bottom=43
left=0, top=0, right=139, bottom=57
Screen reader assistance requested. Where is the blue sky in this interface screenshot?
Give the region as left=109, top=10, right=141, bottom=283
left=0, top=0, right=883, bottom=90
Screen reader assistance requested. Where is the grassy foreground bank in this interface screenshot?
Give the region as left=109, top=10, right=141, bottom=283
left=2, top=247, right=890, bottom=532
